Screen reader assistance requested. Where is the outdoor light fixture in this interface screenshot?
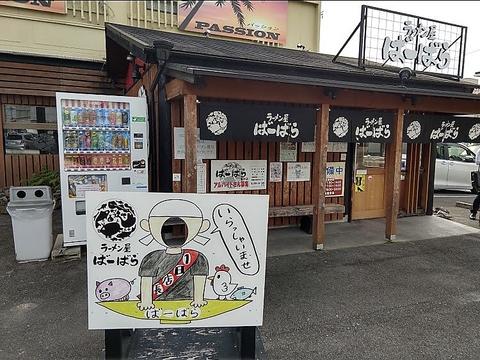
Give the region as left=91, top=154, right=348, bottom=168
left=324, top=88, right=336, bottom=100
left=126, top=52, right=134, bottom=62
left=297, top=43, right=306, bottom=50
left=399, top=67, right=415, bottom=85
left=132, top=64, right=145, bottom=82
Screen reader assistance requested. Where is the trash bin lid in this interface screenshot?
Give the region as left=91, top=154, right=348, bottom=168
left=7, top=200, right=54, bottom=208
left=8, top=186, right=53, bottom=206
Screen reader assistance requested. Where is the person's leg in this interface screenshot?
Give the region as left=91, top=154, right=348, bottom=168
left=471, top=193, right=480, bottom=219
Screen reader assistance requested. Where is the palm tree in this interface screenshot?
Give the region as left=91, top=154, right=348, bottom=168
left=179, top=0, right=254, bottom=31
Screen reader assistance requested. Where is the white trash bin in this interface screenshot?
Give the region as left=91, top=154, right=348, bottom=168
left=7, top=186, right=55, bottom=262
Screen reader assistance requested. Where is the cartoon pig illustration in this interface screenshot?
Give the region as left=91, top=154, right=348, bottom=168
left=95, top=278, right=134, bottom=302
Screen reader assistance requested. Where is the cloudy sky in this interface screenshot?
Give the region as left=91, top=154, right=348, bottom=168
left=320, top=1, right=480, bottom=81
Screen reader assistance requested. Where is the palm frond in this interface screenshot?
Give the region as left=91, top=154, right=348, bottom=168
left=230, top=0, right=246, bottom=28
left=179, top=0, right=197, bottom=10
left=215, top=0, right=226, bottom=7
left=241, top=0, right=254, bottom=11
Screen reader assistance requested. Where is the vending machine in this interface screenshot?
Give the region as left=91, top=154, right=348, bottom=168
left=56, top=92, right=149, bottom=246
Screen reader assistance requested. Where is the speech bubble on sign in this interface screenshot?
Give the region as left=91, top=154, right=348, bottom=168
left=212, top=204, right=259, bottom=276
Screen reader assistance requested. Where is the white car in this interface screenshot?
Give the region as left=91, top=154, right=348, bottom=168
left=435, top=143, right=478, bottom=191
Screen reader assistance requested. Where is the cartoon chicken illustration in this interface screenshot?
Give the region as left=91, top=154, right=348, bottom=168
left=208, top=264, right=238, bottom=300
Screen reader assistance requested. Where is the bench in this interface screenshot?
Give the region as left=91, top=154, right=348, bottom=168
left=269, top=204, right=346, bottom=234
left=268, top=204, right=345, bottom=217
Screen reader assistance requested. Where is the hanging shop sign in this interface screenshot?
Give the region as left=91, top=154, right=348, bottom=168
left=210, top=160, right=267, bottom=192
left=325, top=162, right=345, bottom=197
left=199, top=101, right=315, bottom=143
left=403, top=114, right=480, bottom=143
left=86, top=191, right=269, bottom=329
left=286, top=162, right=310, bottom=182
left=0, top=0, right=66, bottom=14
left=333, top=5, right=467, bottom=80
left=177, top=1, right=288, bottom=45
left=174, top=127, right=217, bottom=160
left=329, top=108, right=394, bottom=143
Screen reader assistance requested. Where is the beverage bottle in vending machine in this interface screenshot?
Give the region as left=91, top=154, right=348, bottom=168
left=84, top=130, right=91, bottom=149
left=112, top=154, right=118, bottom=167
left=91, top=131, right=98, bottom=150
left=104, top=154, right=111, bottom=167
left=90, top=102, right=97, bottom=126
left=62, top=100, right=71, bottom=126
left=122, top=103, right=129, bottom=127
left=97, top=131, right=104, bottom=150
left=115, top=103, right=123, bottom=127
left=92, top=154, right=98, bottom=167
left=78, top=130, right=85, bottom=150
left=104, top=131, right=112, bottom=150
left=99, top=154, right=105, bottom=167
left=70, top=101, right=78, bottom=126
left=122, top=131, right=126, bottom=150
left=111, top=132, right=117, bottom=149
left=81, top=101, right=89, bottom=126
left=71, top=131, right=79, bottom=149
left=95, top=102, right=102, bottom=127
left=75, top=100, right=82, bottom=126
left=64, top=132, right=70, bottom=150
left=108, top=102, right=116, bottom=127
left=123, top=154, right=130, bottom=166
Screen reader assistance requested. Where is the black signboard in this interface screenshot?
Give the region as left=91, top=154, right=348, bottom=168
left=329, top=108, right=395, bottom=143
left=198, top=101, right=315, bottom=142
left=403, top=114, right=480, bottom=143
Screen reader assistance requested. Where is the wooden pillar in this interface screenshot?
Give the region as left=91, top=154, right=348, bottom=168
left=385, top=108, right=404, bottom=240
left=0, top=96, right=5, bottom=190
left=184, top=95, right=197, bottom=193
left=312, top=105, right=329, bottom=250
left=419, top=143, right=432, bottom=213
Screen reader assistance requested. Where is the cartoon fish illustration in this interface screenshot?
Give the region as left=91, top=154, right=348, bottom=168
left=230, top=286, right=257, bottom=300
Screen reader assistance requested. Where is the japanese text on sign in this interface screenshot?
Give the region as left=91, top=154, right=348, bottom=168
left=253, top=113, right=299, bottom=139
left=430, top=121, right=459, bottom=142
left=325, top=162, right=345, bottom=197
left=212, top=204, right=260, bottom=275
left=355, top=117, right=391, bottom=141
left=382, top=21, right=450, bottom=70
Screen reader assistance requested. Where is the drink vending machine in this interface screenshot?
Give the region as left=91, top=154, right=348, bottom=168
left=56, top=92, right=149, bottom=246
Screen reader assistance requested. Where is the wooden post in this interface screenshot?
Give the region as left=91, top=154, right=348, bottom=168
left=385, top=108, right=404, bottom=240
left=312, top=105, right=329, bottom=250
left=184, top=95, right=198, bottom=193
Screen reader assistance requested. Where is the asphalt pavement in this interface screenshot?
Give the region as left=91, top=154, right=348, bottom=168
left=2, top=206, right=480, bottom=359
left=433, top=190, right=477, bottom=228
left=262, top=235, right=480, bottom=360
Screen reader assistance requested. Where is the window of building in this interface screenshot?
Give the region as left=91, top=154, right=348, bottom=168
left=355, top=143, right=386, bottom=169
left=146, top=1, right=178, bottom=14
left=3, top=105, right=58, bottom=154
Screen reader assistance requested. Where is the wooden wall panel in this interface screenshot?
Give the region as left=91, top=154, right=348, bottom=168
left=168, top=98, right=347, bottom=227
left=0, top=60, right=121, bottom=97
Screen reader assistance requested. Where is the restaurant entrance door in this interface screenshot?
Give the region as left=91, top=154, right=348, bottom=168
left=351, top=143, right=386, bottom=220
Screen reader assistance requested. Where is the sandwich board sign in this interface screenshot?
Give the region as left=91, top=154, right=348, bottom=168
left=86, top=192, right=269, bottom=329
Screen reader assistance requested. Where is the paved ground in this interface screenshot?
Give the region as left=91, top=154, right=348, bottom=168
left=0, top=211, right=104, bottom=360
left=2, top=208, right=480, bottom=359
left=262, top=235, right=480, bottom=360
left=433, top=190, right=477, bottom=228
